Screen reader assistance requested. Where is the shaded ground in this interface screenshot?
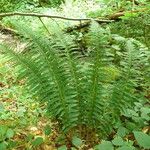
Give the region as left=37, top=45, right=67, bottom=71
left=0, top=33, right=59, bottom=150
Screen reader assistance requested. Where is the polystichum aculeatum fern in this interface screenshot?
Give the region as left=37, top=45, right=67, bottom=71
left=1, top=21, right=149, bottom=138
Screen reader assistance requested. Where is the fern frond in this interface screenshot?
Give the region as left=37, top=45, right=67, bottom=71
left=85, top=22, right=109, bottom=128
left=1, top=20, right=148, bottom=138
left=49, top=22, right=88, bottom=125
left=1, top=23, right=79, bottom=132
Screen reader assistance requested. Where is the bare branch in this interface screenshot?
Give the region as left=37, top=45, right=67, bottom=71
left=0, top=12, right=113, bottom=23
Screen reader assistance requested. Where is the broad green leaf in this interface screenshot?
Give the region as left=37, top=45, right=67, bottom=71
left=141, top=107, right=150, bottom=120
left=0, top=125, right=8, bottom=141
left=58, top=145, right=67, bottom=150
left=126, top=122, right=138, bottom=131
left=72, top=136, right=82, bottom=147
left=95, top=141, right=114, bottom=150
left=44, top=125, right=52, bottom=135
left=117, top=127, right=128, bottom=137
left=124, top=140, right=134, bottom=146
left=117, top=145, right=135, bottom=150
left=0, top=142, right=7, bottom=150
left=7, top=140, right=18, bottom=149
left=112, top=136, right=124, bottom=146
left=32, top=137, right=43, bottom=147
left=6, top=128, right=14, bottom=139
left=134, top=131, right=150, bottom=149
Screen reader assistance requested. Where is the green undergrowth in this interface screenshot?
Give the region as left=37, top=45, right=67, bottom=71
left=0, top=41, right=150, bottom=149
left=0, top=0, right=150, bottom=150
left=1, top=20, right=150, bottom=149
left=0, top=54, right=53, bottom=150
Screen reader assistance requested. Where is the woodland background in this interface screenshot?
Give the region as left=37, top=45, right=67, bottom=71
left=0, top=0, right=150, bottom=150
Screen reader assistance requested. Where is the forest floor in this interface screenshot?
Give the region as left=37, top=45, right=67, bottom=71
left=0, top=33, right=61, bottom=150
left=0, top=31, right=150, bottom=150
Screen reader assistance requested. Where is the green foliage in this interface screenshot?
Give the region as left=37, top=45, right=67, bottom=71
left=87, top=9, right=104, bottom=18
left=0, top=0, right=37, bottom=13
left=116, top=127, right=129, bottom=137
left=32, top=137, right=44, bottom=147
left=134, top=131, right=150, bottom=149
left=95, top=135, right=136, bottom=150
left=0, top=54, right=45, bottom=125
left=44, top=125, right=52, bottom=135
left=1, top=1, right=150, bottom=149
left=95, top=141, right=114, bottom=150
left=40, top=0, right=65, bottom=7
left=110, top=12, right=150, bottom=47
left=0, top=0, right=19, bottom=12
left=1, top=21, right=148, bottom=140
left=87, top=0, right=148, bottom=18
left=0, top=0, right=64, bottom=13
left=117, top=146, right=135, bottom=150
left=0, top=125, right=15, bottom=150
left=72, top=136, right=83, bottom=148
left=121, top=100, right=150, bottom=133
left=0, top=142, right=7, bottom=150
left=58, top=145, right=67, bottom=150
left=0, top=51, right=48, bottom=149
left=112, top=136, right=124, bottom=146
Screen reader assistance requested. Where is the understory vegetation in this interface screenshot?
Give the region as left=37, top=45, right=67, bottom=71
left=0, top=0, right=150, bottom=150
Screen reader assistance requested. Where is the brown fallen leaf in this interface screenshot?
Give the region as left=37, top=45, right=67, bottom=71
left=29, top=126, right=43, bottom=135
left=142, top=126, right=150, bottom=134
left=42, top=145, right=57, bottom=150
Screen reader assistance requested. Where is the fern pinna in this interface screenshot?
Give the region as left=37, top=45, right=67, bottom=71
left=1, top=21, right=148, bottom=138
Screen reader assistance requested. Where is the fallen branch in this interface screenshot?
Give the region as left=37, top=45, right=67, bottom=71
left=0, top=12, right=113, bottom=23
left=66, top=8, right=148, bottom=32
left=108, top=8, right=148, bottom=20
left=0, top=8, right=147, bottom=34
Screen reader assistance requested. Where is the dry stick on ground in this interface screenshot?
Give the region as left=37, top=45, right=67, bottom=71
left=0, top=12, right=113, bottom=34
left=108, top=8, right=148, bottom=20
left=66, top=8, right=148, bottom=32
left=0, top=9, right=147, bottom=34
left=0, top=12, right=113, bottom=23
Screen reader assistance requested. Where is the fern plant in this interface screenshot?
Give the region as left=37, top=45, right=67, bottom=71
left=1, top=21, right=147, bottom=139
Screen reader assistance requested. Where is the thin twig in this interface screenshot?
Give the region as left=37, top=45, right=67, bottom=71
left=0, top=12, right=113, bottom=23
